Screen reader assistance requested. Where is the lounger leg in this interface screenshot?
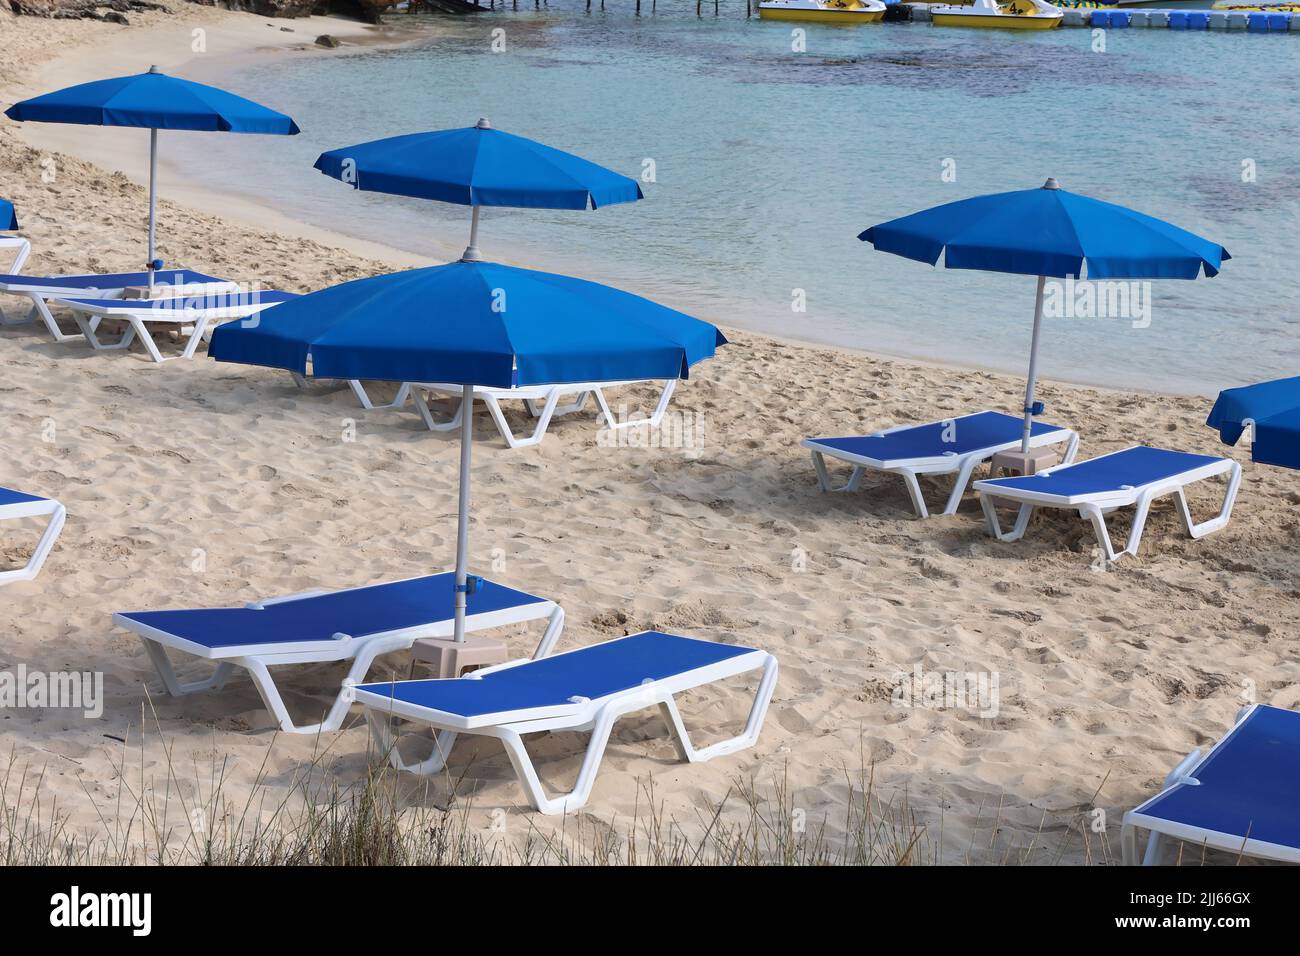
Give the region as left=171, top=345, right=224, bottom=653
left=139, top=638, right=234, bottom=696
left=899, top=471, right=931, bottom=519
left=128, top=318, right=167, bottom=364
left=366, top=709, right=459, bottom=775
left=496, top=708, right=621, bottom=815
left=658, top=655, right=779, bottom=763
left=980, top=495, right=1035, bottom=543
left=809, top=450, right=868, bottom=494
left=1174, top=462, right=1242, bottom=540
left=0, top=501, right=66, bottom=586
left=349, top=380, right=410, bottom=411
left=1081, top=504, right=1123, bottom=564
left=409, top=388, right=464, bottom=433
left=30, top=295, right=96, bottom=344
left=241, top=659, right=320, bottom=734
left=1060, top=430, right=1080, bottom=465
left=939, top=456, right=983, bottom=515
left=484, top=391, right=559, bottom=449
left=535, top=390, right=591, bottom=418
left=75, top=312, right=137, bottom=353
left=180, top=315, right=215, bottom=360
left=593, top=380, right=677, bottom=431
left=531, top=606, right=566, bottom=659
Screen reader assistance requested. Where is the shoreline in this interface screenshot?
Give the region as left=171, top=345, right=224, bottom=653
left=0, top=4, right=1220, bottom=399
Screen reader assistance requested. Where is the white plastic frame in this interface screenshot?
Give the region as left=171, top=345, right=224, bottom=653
left=54, top=293, right=290, bottom=364
left=355, top=632, right=778, bottom=815
left=0, top=273, right=237, bottom=344
left=113, top=574, right=566, bottom=735
left=974, top=446, right=1241, bottom=562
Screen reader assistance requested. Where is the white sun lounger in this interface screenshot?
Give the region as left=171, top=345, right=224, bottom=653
left=1122, top=704, right=1300, bottom=865
left=113, top=572, right=565, bottom=734
left=973, top=445, right=1241, bottom=562
left=803, top=410, right=1080, bottom=518
left=353, top=630, right=778, bottom=814
left=0, top=269, right=236, bottom=343
left=54, top=290, right=298, bottom=363
left=0, top=487, right=66, bottom=586
left=346, top=379, right=677, bottom=449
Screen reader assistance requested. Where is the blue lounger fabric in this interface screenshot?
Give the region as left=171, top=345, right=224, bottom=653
left=0, top=269, right=226, bottom=290
left=356, top=631, right=752, bottom=719
left=60, top=290, right=299, bottom=311
left=809, top=411, right=1065, bottom=463
left=979, top=447, right=1223, bottom=499
left=1133, top=705, right=1300, bottom=853
left=117, top=573, right=546, bottom=650
left=0, top=488, right=48, bottom=507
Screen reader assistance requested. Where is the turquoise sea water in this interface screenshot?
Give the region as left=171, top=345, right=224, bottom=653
left=180, top=8, right=1300, bottom=394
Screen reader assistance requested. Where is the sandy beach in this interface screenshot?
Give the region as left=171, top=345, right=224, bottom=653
left=1, top=5, right=1297, bottom=865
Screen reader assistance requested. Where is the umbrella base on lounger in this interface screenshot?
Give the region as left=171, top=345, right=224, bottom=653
left=412, top=634, right=508, bottom=678
left=990, top=447, right=1059, bottom=477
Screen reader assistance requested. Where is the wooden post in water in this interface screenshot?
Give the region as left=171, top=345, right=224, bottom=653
left=636, top=0, right=640, bottom=13
left=714, top=0, right=718, bottom=13
left=696, top=0, right=701, bottom=14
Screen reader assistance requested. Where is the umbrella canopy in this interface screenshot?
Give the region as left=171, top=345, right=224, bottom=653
left=5, top=67, right=298, bottom=287
left=208, top=259, right=721, bottom=385
left=860, top=178, right=1229, bottom=455
left=1207, top=376, right=1300, bottom=470
left=210, top=261, right=724, bottom=642
left=315, top=118, right=641, bottom=259
left=0, top=198, right=16, bottom=231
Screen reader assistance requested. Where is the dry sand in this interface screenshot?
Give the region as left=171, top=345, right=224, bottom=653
left=1, top=6, right=1297, bottom=865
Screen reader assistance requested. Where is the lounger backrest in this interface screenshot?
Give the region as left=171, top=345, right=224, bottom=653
left=357, top=631, right=757, bottom=722
left=984, top=446, right=1225, bottom=497
left=117, top=574, right=544, bottom=650
left=815, top=411, right=1062, bottom=461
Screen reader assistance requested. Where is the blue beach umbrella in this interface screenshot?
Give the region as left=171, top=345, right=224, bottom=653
left=0, top=198, right=17, bottom=231
left=860, top=178, right=1230, bottom=455
left=210, top=260, right=724, bottom=642
left=5, top=66, right=299, bottom=289
left=315, top=118, right=642, bottom=260
left=1207, top=376, right=1300, bottom=471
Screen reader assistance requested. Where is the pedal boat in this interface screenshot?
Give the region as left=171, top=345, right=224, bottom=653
left=930, top=0, right=1064, bottom=28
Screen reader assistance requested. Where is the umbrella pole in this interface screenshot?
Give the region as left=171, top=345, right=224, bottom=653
left=452, top=385, right=474, bottom=643
left=462, top=205, right=482, bottom=262
left=147, top=127, right=158, bottom=293
left=1020, top=275, right=1047, bottom=454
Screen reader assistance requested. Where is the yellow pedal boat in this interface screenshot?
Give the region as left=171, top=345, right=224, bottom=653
left=757, top=0, right=888, bottom=23
left=931, top=0, right=1064, bottom=28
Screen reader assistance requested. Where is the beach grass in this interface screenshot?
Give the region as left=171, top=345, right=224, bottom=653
left=0, top=702, right=1134, bottom=866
